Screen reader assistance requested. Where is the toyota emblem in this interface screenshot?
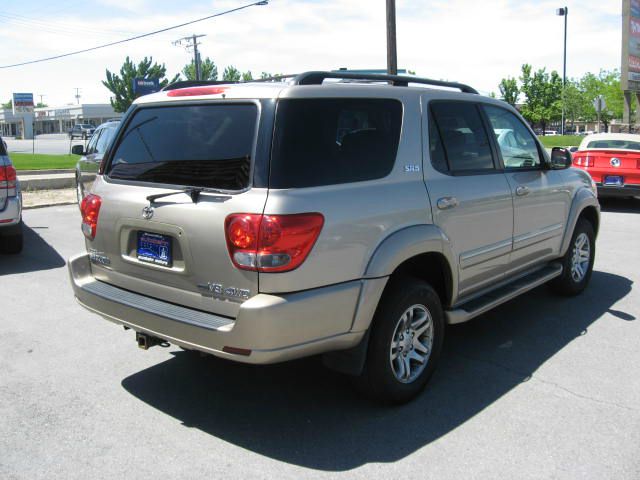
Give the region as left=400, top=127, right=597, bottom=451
left=610, top=157, right=621, bottom=167
left=142, top=206, right=154, bottom=220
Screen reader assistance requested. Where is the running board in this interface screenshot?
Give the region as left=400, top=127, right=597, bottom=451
left=445, top=263, right=563, bottom=325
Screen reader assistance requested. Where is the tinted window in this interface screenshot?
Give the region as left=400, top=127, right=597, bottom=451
left=427, top=110, right=448, bottom=173
left=430, top=102, right=494, bottom=172
left=587, top=139, right=640, bottom=150
left=107, top=104, right=257, bottom=190
left=484, top=105, right=540, bottom=169
left=95, top=126, right=116, bottom=154
left=270, top=99, right=402, bottom=188
left=85, top=129, right=101, bottom=154
left=0, top=137, right=7, bottom=156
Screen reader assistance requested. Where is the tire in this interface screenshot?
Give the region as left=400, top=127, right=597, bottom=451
left=1, top=221, right=24, bottom=254
left=358, top=278, right=445, bottom=404
left=549, top=218, right=595, bottom=296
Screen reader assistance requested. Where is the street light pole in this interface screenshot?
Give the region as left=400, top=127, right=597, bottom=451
left=556, top=6, right=568, bottom=135
left=386, top=0, right=398, bottom=75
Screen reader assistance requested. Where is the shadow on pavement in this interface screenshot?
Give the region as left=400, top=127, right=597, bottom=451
left=0, top=224, right=65, bottom=275
left=599, top=197, right=640, bottom=213
left=122, top=271, right=632, bottom=471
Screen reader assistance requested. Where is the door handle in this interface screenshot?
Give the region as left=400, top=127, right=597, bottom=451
left=437, top=196, right=459, bottom=210
left=515, top=186, right=530, bottom=196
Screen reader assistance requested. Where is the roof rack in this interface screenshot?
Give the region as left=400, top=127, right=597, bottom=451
left=162, top=80, right=238, bottom=91
left=290, top=71, right=478, bottom=94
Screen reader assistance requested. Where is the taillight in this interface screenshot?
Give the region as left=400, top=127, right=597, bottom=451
left=573, top=155, right=593, bottom=167
left=80, top=194, right=102, bottom=240
left=225, top=213, right=324, bottom=272
left=0, top=164, right=17, bottom=196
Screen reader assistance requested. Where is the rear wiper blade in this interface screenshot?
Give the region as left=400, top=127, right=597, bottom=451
left=146, top=187, right=230, bottom=204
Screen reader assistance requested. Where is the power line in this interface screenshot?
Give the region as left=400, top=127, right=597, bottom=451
left=0, top=0, right=269, bottom=69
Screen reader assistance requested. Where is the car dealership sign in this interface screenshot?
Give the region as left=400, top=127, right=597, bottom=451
left=132, top=78, right=161, bottom=97
left=12, top=92, right=34, bottom=114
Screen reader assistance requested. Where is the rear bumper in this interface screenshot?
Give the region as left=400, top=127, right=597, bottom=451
left=68, top=253, right=377, bottom=364
left=0, top=196, right=21, bottom=227
left=596, top=183, right=640, bottom=198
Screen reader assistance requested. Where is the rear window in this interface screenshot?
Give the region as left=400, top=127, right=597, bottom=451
left=107, top=104, right=258, bottom=190
left=270, top=98, right=402, bottom=188
left=586, top=139, right=640, bottom=150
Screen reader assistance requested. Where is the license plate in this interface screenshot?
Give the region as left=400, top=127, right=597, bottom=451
left=137, top=232, right=172, bottom=267
left=603, top=175, right=623, bottom=186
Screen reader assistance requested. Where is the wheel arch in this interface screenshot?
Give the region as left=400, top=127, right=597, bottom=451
left=560, top=188, right=600, bottom=256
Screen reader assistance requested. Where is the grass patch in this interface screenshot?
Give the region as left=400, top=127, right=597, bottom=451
left=9, top=153, right=79, bottom=170
left=537, top=135, right=583, bottom=148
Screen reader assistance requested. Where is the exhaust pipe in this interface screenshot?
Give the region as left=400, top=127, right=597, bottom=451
left=136, top=332, right=164, bottom=350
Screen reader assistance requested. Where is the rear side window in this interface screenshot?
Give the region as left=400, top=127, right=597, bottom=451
left=270, top=98, right=402, bottom=188
left=95, top=126, right=116, bottom=155
left=429, top=102, right=495, bottom=173
left=107, top=104, right=257, bottom=190
left=0, top=138, right=7, bottom=156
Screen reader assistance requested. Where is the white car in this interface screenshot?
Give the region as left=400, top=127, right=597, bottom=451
left=494, top=128, right=539, bottom=168
left=0, top=136, right=23, bottom=254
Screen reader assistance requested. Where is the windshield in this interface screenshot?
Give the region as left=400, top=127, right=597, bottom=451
left=586, top=139, right=640, bottom=150
left=106, top=103, right=258, bottom=190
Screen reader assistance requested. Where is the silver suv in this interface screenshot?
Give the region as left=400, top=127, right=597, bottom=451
left=0, top=137, right=23, bottom=254
left=68, top=72, right=599, bottom=403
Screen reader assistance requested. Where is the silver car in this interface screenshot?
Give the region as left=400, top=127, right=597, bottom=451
left=69, top=72, right=599, bottom=403
left=0, top=137, right=23, bottom=254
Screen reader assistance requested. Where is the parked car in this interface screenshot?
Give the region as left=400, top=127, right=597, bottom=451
left=572, top=133, right=640, bottom=198
left=72, top=120, right=120, bottom=204
left=69, top=124, right=95, bottom=140
left=68, top=72, right=599, bottom=403
left=0, top=135, right=23, bottom=254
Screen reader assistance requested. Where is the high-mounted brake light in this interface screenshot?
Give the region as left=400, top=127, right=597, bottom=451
left=167, top=86, right=229, bottom=97
left=80, top=194, right=102, bottom=240
left=0, top=164, right=17, bottom=197
left=225, top=213, right=324, bottom=272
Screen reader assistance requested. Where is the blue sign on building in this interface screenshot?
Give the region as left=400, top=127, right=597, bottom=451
left=132, top=78, right=161, bottom=97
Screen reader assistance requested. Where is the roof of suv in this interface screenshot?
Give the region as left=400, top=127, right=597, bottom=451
left=134, top=71, right=488, bottom=106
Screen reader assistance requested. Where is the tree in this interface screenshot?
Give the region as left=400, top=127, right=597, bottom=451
left=103, top=56, right=179, bottom=113
left=498, top=77, right=519, bottom=106
left=182, top=57, right=218, bottom=81
left=242, top=71, right=253, bottom=82
left=1, top=100, right=12, bottom=110
left=36, top=102, right=48, bottom=108
left=222, top=66, right=241, bottom=82
left=519, top=64, right=563, bottom=133
left=580, top=70, right=625, bottom=132
left=562, top=81, right=586, bottom=132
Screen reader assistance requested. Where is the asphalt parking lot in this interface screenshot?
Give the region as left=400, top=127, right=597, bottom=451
left=4, top=134, right=85, bottom=155
left=1, top=201, right=639, bottom=479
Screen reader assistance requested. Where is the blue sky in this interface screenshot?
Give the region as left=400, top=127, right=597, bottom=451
left=0, top=0, right=622, bottom=106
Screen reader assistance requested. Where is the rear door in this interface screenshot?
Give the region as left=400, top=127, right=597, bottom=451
left=90, top=101, right=269, bottom=318
left=424, top=100, right=514, bottom=298
left=482, top=104, right=569, bottom=273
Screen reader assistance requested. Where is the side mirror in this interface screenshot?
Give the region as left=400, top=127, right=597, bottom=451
left=71, top=145, right=85, bottom=156
left=550, top=147, right=572, bottom=169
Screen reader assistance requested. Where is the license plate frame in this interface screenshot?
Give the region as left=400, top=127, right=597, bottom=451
left=137, top=231, right=172, bottom=267
left=603, top=175, right=624, bottom=186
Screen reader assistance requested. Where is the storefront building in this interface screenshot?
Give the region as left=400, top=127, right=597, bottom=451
left=0, top=104, right=121, bottom=138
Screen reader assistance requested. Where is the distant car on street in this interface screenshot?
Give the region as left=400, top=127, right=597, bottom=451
left=69, top=123, right=95, bottom=140
left=0, top=135, right=23, bottom=254
left=72, top=120, right=120, bottom=204
left=572, top=133, right=640, bottom=198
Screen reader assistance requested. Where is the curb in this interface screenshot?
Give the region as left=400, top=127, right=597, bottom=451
left=24, top=201, right=77, bottom=210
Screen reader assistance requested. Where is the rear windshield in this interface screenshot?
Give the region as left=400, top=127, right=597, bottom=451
left=270, top=98, right=402, bottom=188
left=107, top=104, right=258, bottom=190
left=586, top=139, right=640, bottom=150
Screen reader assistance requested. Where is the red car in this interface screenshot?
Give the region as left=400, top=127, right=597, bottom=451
left=572, top=133, right=640, bottom=198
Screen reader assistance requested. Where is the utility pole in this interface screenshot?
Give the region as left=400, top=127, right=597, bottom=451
left=74, top=88, right=81, bottom=105
left=37, top=94, right=45, bottom=106
left=556, top=7, right=568, bottom=135
left=173, top=34, right=207, bottom=80
left=386, top=0, right=398, bottom=75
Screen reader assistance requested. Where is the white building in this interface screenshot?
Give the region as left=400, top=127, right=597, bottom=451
left=0, top=103, right=121, bottom=138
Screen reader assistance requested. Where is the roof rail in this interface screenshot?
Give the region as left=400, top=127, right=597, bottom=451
left=291, top=71, right=478, bottom=94
left=162, top=80, right=238, bottom=91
